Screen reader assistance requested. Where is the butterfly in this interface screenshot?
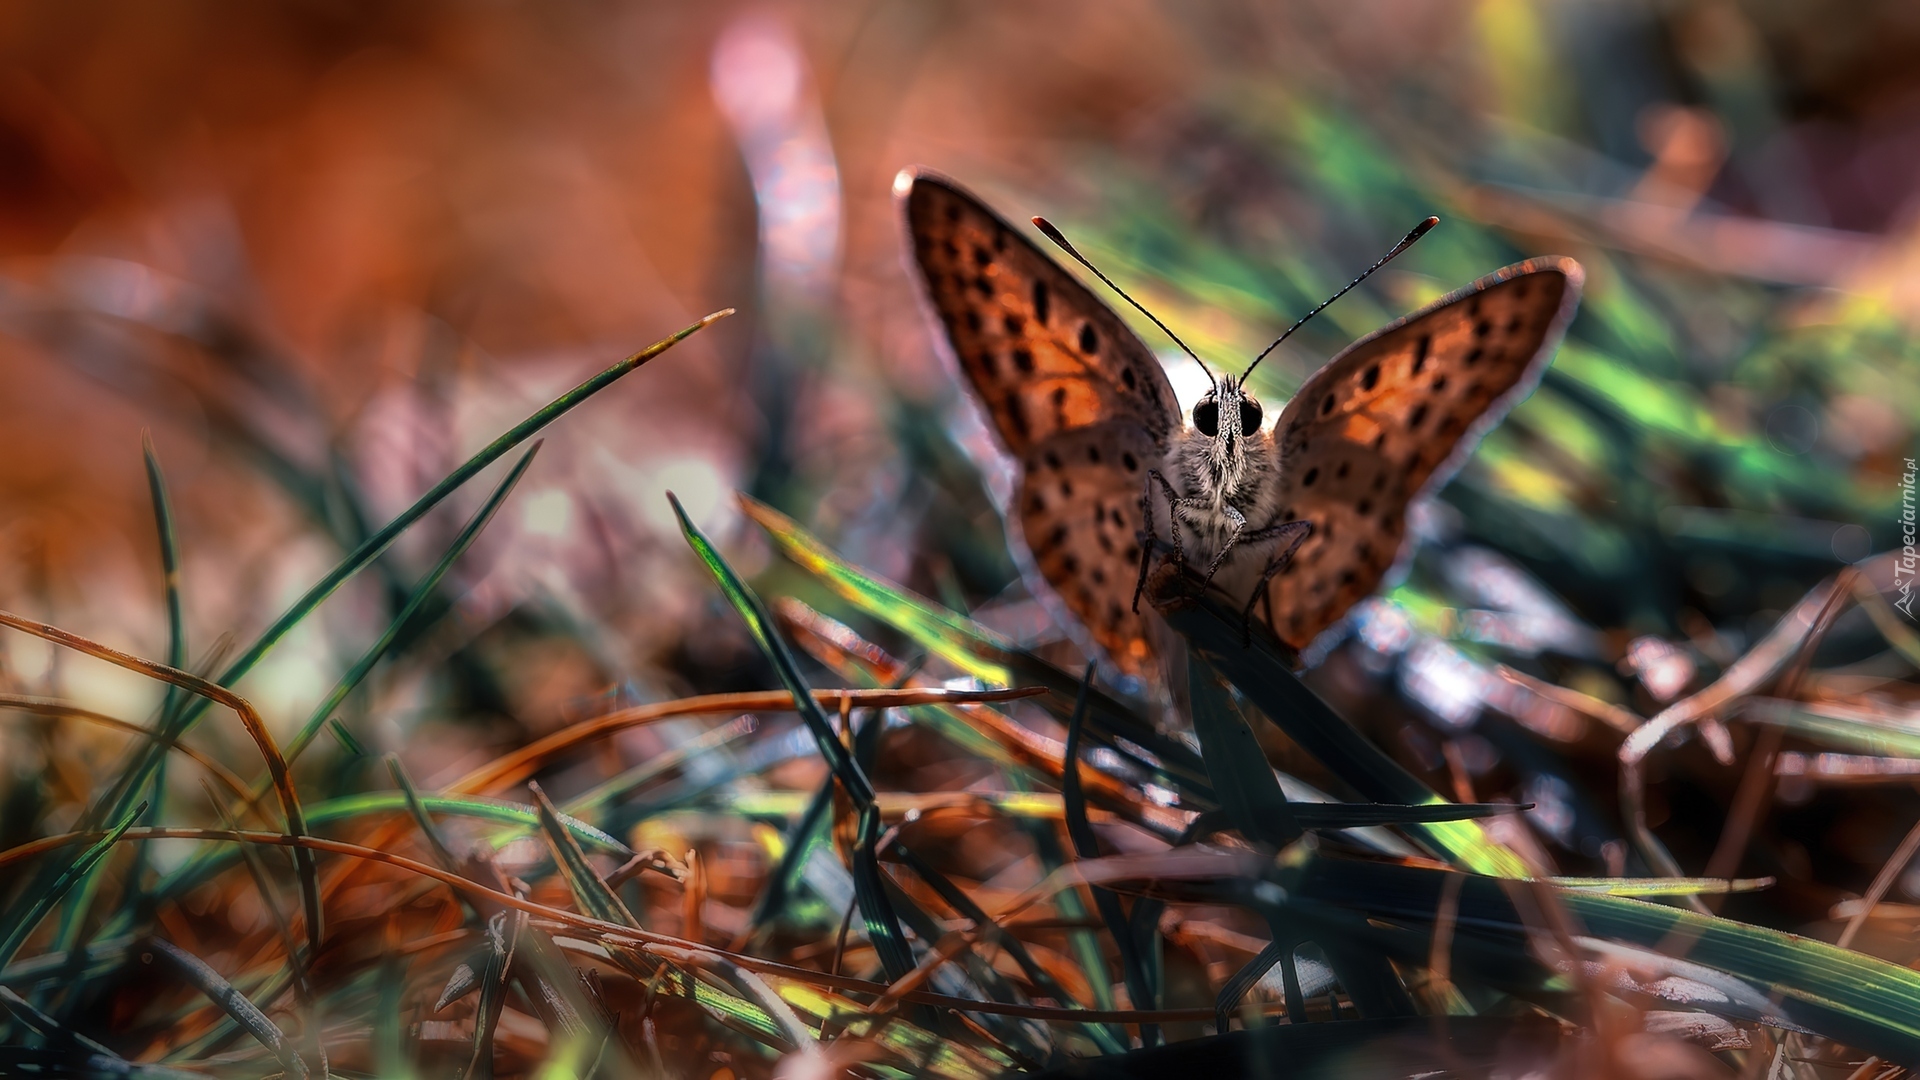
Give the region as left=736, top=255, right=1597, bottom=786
left=896, top=168, right=1583, bottom=676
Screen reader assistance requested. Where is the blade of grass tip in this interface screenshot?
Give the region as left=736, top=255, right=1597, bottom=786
left=669, top=492, right=919, bottom=984
left=142, top=937, right=311, bottom=1079
left=37, top=436, right=192, bottom=999
left=135, top=433, right=186, bottom=853
left=92, top=310, right=731, bottom=841
left=386, top=755, right=460, bottom=874
left=287, top=442, right=540, bottom=765
left=1186, top=654, right=1302, bottom=848
left=466, top=910, right=521, bottom=1080
left=1063, top=663, right=1159, bottom=1047
left=0, top=800, right=145, bottom=970
left=668, top=493, right=872, bottom=808
left=328, top=717, right=368, bottom=758
left=528, top=782, right=641, bottom=931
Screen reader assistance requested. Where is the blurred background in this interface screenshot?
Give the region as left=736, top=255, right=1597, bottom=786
left=7, top=0, right=1920, bottom=1005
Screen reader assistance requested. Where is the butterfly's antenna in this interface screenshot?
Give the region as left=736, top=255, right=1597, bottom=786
left=1239, top=215, right=1439, bottom=387
left=1032, top=216, right=1216, bottom=390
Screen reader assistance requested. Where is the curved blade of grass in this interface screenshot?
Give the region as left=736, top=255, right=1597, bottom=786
left=288, top=442, right=540, bottom=765
left=39, top=433, right=185, bottom=999
left=1157, top=589, right=1527, bottom=877
left=139, top=790, right=628, bottom=903
left=0, top=801, right=143, bottom=971
left=740, top=494, right=1214, bottom=801
left=1187, top=655, right=1301, bottom=848
left=142, top=937, right=310, bottom=1079
left=1064, top=664, right=1158, bottom=1046
left=87, top=311, right=730, bottom=851
left=0, top=612, right=326, bottom=951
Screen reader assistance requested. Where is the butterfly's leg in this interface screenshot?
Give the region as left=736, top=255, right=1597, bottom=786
left=1199, top=504, right=1248, bottom=589
left=1237, top=520, right=1313, bottom=645
left=1133, top=470, right=1186, bottom=612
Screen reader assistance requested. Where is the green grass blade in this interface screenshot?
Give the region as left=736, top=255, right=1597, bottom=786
left=672, top=491, right=920, bottom=982
left=740, top=494, right=1015, bottom=681
left=0, top=801, right=145, bottom=970
left=141, top=433, right=188, bottom=687
left=670, top=493, right=872, bottom=806
left=98, top=311, right=730, bottom=829
left=744, top=496, right=1214, bottom=801
left=287, top=441, right=540, bottom=765
left=744, top=774, right=835, bottom=935
left=1291, top=803, right=1523, bottom=828
left=386, top=754, right=460, bottom=873
left=1187, top=655, right=1302, bottom=848
left=1291, top=856, right=1920, bottom=1061
left=1159, top=590, right=1527, bottom=877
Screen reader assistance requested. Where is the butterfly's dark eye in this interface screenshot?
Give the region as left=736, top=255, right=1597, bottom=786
left=1239, top=398, right=1262, bottom=433
left=1192, top=400, right=1219, bottom=437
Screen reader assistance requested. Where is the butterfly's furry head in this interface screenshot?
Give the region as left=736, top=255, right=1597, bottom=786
left=1186, top=379, right=1266, bottom=495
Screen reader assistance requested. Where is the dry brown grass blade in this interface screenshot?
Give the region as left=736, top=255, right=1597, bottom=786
left=1839, top=818, right=1920, bottom=951
left=0, top=608, right=324, bottom=953
left=1495, top=667, right=1644, bottom=735
left=0, top=694, right=256, bottom=814
left=1618, top=570, right=1846, bottom=888
left=448, top=686, right=1047, bottom=795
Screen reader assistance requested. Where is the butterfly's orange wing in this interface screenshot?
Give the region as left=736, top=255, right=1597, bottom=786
left=901, top=170, right=1179, bottom=673
left=900, top=170, right=1179, bottom=451
left=1253, top=257, right=1583, bottom=648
